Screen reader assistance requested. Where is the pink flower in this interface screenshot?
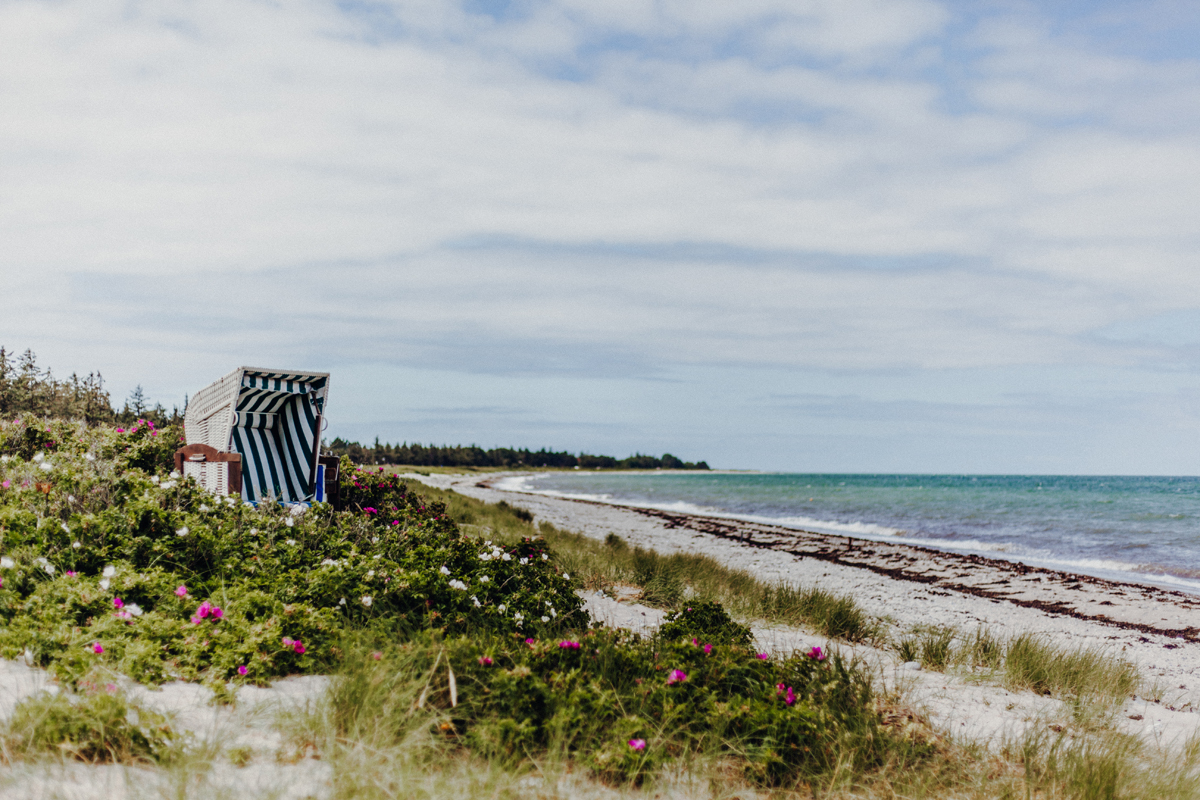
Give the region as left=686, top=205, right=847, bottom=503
left=105, top=683, right=117, bottom=693
left=293, top=641, right=306, bottom=654
left=113, top=597, right=124, bottom=609
left=478, top=656, right=494, bottom=666
left=525, top=638, right=536, bottom=646
left=372, top=651, right=382, bottom=661
left=116, top=428, right=124, bottom=433
left=756, top=653, right=769, bottom=660
left=211, top=606, right=223, bottom=620
left=558, top=640, right=581, bottom=650
left=703, top=643, right=713, bottom=655
left=281, top=637, right=294, bottom=647
left=91, top=642, right=104, bottom=654
left=628, top=738, right=646, bottom=751
left=666, top=669, right=687, bottom=685
left=1, top=480, right=9, bottom=489
left=775, top=683, right=796, bottom=706
left=191, top=600, right=213, bottom=623
left=363, top=507, right=378, bottom=514
left=175, top=585, right=187, bottom=597
left=65, top=571, right=77, bottom=577
left=691, top=638, right=699, bottom=646
left=237, top=665, right=248, bottom=676
left=807, top=646, right=825, bottom=661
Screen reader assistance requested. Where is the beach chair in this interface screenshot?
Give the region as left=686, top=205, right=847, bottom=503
left=176, top=367, right=331, bottom=504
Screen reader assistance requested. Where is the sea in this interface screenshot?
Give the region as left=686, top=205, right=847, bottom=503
left=499, top=472, right=1200, bottom=596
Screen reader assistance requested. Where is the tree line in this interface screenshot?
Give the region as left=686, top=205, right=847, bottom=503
left=0, top=347, right=183, bottom=426
left=325, top=438, right=710, bottom=470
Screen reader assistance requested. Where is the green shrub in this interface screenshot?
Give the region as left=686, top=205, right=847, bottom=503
left=306, top=629, right=894, bottom=787
left=0, top=420, right=584, bottom=686
left=659, top=600, right=752, bottom=647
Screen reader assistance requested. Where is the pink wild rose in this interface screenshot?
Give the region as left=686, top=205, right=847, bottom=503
left=808, top=646, right=826, bottom=661
left=666, top=669, right=688, bottom=685
left=112, top=597, right=124, bottom=609
left=237, top=665, right=248, bottom=676
left=175, top=585, right=188, bottom=597
left=92, top=642, right=104, bottom=654
left=628, top=738, right=647, bottom=751
left=478, top=656, right=494, bottom=666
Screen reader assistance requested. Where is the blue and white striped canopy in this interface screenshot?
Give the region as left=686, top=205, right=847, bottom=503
left=229, top=370, right=329, bottom=503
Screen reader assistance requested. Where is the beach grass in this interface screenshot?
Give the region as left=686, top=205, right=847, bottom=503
left=409, top=479, right=877, bottom=642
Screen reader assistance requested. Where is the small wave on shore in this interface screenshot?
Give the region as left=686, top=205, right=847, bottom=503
left=498, top=472, right=1200, bottom=595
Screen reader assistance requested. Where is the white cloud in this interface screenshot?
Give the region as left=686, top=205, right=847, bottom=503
left=3, top=0, right=1200, bottom=470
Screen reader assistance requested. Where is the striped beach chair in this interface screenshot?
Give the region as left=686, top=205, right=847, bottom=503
left=176, top=367, right=333, bottom=504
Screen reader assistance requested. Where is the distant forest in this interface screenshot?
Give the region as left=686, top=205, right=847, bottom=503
left=324, top=438, right=710, bottom=471
left=0, top=347, right=182, bottom=426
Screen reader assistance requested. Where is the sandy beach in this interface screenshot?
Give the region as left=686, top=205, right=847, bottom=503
left=412, top=471, right=1200, bottom=748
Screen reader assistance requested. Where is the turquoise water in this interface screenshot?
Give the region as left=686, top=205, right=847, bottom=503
left=504, top=472, right=1200, bottom=594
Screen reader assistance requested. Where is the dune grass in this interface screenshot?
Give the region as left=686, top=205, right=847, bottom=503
left=894, top=625, right=1140, bottom=705
left=410, top=480, right=877, bottom=642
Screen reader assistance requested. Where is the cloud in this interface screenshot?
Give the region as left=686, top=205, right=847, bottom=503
left=3, top=0, right=1200, bottom=469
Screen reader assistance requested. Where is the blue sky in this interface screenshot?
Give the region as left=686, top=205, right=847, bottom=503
left=3, top=0, right=1200, bottom=473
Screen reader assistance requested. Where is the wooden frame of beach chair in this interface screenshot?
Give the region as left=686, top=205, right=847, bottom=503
left=178, top=366, right=330, bottom=504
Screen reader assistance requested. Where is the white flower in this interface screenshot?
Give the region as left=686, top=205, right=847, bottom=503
left=0, top=557, right=13, bottom=569
left=439, top=565, right=450, bottom=576
left=541, top=616, right=549, bottom=623
left=285, top=518, right=294, bottom=528
left=514, top=612, right=523, bottom=622
left=39, top=463, right=52, bottom=472
left=32, top=453, right=44, bottom=463
left=480, top=575, right=490, bottom=583
left=372, top=554, right=381, bottom=559
left=85, top=453, right=95, bottom=462
left=361, top=595, right=373, bottom=607
left=541, top=554, right=548, bottom=561
left=550, top=609, right=557, bottom=618
left=563, top=573, right=570, bottom=580
left=366, top=570, right=375, bottom=579
left=150, top=476, right=160, bottom=484
left=320, top=558, right=337, bottom=566
left=498, top=604, right=506, bottom=613
left=43, top=563, right=55, bottom=575
left=448, top=579, right=468, bottom=591
left=370, top=536, right=379, bottom=544
left=99, top=578, right=110, bottom=590
left=102, top=565, right=116, bottom=577
left=160, top=481, right=176, bottom=490
left=472, top=596, right=482, bottom=607
left=479, top=553, right=491, bottom=561
left=250, top=528, right=259, bottom=535
left=0, top=454, right=9, bottom=462
left=175, top=527, right=189, bottom=537
left=519, top=558, right=528, bottom=566
left=286, top=539, right=297, bottom=546
left=72, top=541, right=81, bottom=549
left=169, top=470, right=180, bottom=479
left=338, top=597, right=346, bottom=606
left=67, top=495, right=76, bottom=503
left=126, top=603, right=143, bottom=617
left=60, top=522, right=70, bottom=533
left=501, top=553, right=511, bottom=561
left=199, top=504, right=210, bottom=512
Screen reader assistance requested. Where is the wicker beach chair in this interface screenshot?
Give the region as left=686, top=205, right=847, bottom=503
left=175, top=367, right=333, bottom=504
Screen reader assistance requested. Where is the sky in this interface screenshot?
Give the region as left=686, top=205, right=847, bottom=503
left=3, top=0, right=1200, bottom=474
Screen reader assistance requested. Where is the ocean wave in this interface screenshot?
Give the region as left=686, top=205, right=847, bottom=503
left=507, top=475, right=1200, bottom=594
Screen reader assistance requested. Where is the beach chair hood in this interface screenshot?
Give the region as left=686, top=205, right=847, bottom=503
left=181, top=367, right=330, bottom=503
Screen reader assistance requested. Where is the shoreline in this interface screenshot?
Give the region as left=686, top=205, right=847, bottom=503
left=409, top=471, right=1200, bottom=720
left=478, top=473, right=1200, bottom=641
